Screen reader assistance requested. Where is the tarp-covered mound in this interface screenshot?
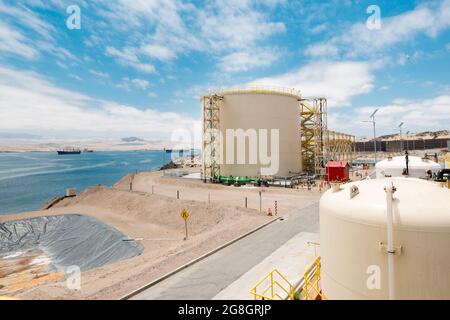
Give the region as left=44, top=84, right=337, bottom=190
left=0, top=214, right=144, bottom=271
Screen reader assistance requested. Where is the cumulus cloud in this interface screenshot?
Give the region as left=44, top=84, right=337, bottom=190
left=0, top=1, right=79, bottom=61
left=0, top=21, right=38, bottom=59
left=95, top=0, right=286, bottom=73
left=0, top=66, right=199, bottom=139
left=249, top=61, right=375, bottom=106
left=105, top=47, right=156, bottom=74
left=116, top=77, right=150, bottom=91
left=355, top=95, right=450, bottom=131
left=306, top=0, right=450, bottom=59
left=217, top=49, right=279, bottom=73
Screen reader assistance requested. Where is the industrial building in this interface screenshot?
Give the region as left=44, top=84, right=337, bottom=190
left=201, top=86, right=355, bottom=183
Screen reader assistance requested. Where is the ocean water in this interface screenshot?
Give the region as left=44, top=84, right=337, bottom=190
left=0, top=151, right=171, bottom=215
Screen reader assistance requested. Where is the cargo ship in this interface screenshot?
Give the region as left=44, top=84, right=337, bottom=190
left=57, top=148, right=81, bottom=155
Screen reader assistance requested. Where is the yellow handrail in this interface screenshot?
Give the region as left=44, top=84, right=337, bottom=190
left=250, top=269, right=295, bottom=300
left=302, top=257, right=326, bottom=300
left=204, top=86, right=302, bottom=99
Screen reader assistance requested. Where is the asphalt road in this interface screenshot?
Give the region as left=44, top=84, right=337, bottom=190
left=129, top=202, right=319, bottom=300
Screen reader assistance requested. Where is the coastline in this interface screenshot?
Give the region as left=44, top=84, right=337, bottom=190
left=0, top=164, right=321, bottom=299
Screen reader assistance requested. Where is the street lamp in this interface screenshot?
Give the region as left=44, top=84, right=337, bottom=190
left=398, top=122, right=404, bottom=152
left=406, top=130, right=410, bottom=152
left=362, top=108, right=379, bottom=164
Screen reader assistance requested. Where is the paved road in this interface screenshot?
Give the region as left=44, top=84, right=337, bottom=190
left=130, top=203, right=319, bottom=300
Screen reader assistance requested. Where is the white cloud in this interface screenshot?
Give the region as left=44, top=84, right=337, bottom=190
left=249, top=61, right=375, bottom=106
left=306, top=0, right=450, bottom=58
left=0, top=66, right=199, bottom=139
left=141, top=44, right=176, bottom=61
left=68, top=74, right=82, bottom=81
left=116, top=78, right=150, bottom=91
left=0, top=1, right=56, bottom=40
left=89, top=69, right=109, bottom=78
left=353, top=95, right=450, bottom=133
left=0, top=1, right=79, bottom=62
left=218, top=49, right=279, bottom=73
left=96, top=0, right=285, bottom=73
left=0, top=21, right=38, bottom=59
left=106, top=46, right=156, bottom=74
left=305, top=43, right=339, bottom=58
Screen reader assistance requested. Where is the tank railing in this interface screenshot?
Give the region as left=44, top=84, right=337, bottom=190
left=250, top=269, right=295, bottom=300
left=300, top=256, right=326, bottom=300
left=203, top=85, right=301, bottom=98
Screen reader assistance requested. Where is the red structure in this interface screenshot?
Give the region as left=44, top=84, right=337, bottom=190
left=326, top=161, right=350, bottom=182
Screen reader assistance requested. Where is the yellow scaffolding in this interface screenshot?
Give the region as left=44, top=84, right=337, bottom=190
left=300, top=98, right=329, bottom=175
left=300, top=98, right=355, bottom=174
left=327, top=131, right=356, bottom=163
left=202, top=94, right=223, bottom=182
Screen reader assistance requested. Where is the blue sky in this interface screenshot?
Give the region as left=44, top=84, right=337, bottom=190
left=0, top=0, right=449, bottom=141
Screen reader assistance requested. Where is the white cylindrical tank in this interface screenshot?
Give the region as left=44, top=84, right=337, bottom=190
left=204, top=87, right=302, bottom=177
left=376, top=156, right=441, bottom=179
left=320, top=178, right=450, bottom=299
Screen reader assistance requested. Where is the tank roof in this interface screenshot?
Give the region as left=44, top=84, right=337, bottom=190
left=202, top=86, right=302, bottom=99
left=320, top=178, right=450, bottom=231
left=376, top=156, right=441, bottom=169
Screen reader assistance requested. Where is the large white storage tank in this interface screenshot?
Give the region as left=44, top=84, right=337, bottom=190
left=205, top=87, right=302, bottom=177
left=320, top=178, right=450, bottom=299
left=376, top=155, right=441, bottom=179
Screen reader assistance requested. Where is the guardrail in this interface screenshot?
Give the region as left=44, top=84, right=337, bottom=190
left=203, top=86, right=302, bottom=98
left=250, top=269, right=295, bottom=300
left=300, top=257, right=326, bottom=300
left=251, top=256, right=326, bottom=301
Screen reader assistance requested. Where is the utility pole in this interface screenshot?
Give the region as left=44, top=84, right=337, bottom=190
left=406, top=131, right=410, bottom=153
left=398, top=122, right=404, bottom=153
left=259, top=190, right=262, bottom=213
left=362, top=108, right=379, bottom=164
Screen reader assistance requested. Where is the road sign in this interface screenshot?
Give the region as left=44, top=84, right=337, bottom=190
left=181, top=209, right=189, bottom=220
left=181, top=209, right=190, bottom=240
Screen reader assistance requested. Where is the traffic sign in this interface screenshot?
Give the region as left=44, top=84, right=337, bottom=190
left=181, top=209, right=189, bottom=220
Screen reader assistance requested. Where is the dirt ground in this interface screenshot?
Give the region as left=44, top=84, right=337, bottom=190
left=0, top=169, right=322, bottom=300
left=115, top=169, right=323, bottom=214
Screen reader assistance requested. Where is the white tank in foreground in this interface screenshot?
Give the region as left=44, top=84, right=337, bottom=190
left=375, top=155, right=441, bottom=179
left=320, top=178, right=450, bottom=300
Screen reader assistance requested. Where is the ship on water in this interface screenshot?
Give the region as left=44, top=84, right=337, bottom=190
left=57, top=147, right=81, bottom=155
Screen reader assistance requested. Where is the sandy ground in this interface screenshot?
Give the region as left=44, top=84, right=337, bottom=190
left=116, top=170, right=322, bottom=215
left=0, top=169, right=323, bottom=300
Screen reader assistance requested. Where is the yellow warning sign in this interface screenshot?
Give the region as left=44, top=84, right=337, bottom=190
left=180, top=209, right=189, bottom=220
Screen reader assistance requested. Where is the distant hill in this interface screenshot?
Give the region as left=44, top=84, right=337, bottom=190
left=121, top=137, right=146, bottom=143
left=358, top=130, right=450, bottom=142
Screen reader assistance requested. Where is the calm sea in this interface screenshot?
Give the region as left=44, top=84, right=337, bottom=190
left=0, top=150, right=171, bottom=215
